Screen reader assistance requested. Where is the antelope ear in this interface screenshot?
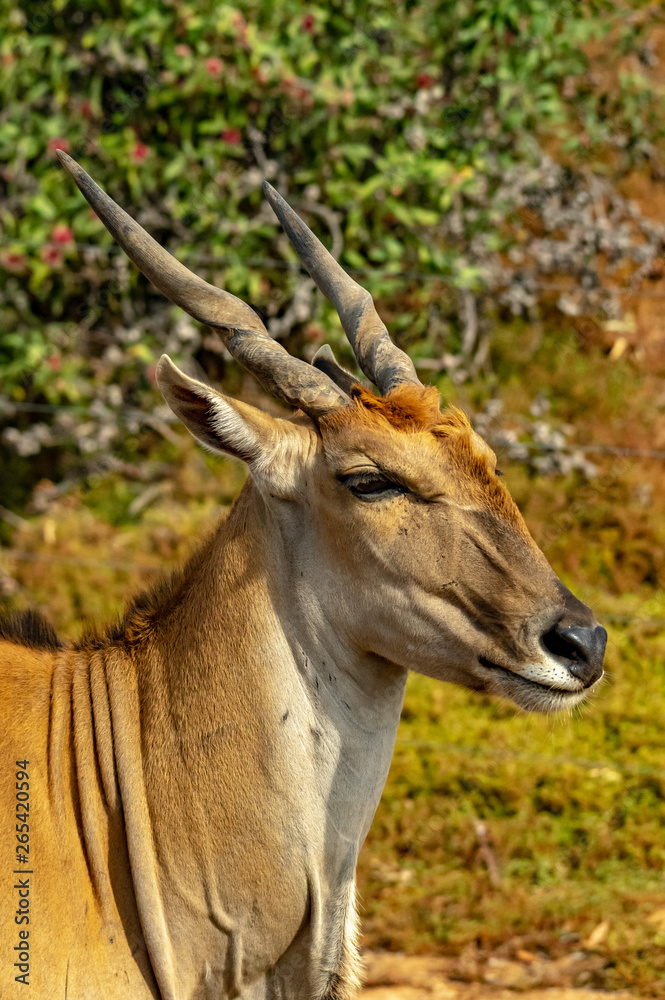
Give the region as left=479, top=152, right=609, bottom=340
left=155, top=355, right=304, bottom=472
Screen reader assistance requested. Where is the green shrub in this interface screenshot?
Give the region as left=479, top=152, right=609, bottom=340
left=0, top=0, right=661, bottom=500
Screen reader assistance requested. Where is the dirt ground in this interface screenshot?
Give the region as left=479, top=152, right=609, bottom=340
left=360, top=953, right=640, bottom=1000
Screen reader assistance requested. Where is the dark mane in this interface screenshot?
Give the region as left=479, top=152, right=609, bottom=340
left=0, top=575, right=185, bottom=656
left=0, top=609, right=66, bottom=652
left=73, top=574, right=179, bottom=652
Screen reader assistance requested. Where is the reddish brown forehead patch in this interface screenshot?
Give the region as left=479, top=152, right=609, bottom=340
left=324, top=383, right=469, bottom=434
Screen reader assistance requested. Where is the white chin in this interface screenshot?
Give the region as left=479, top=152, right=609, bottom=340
left=488, top=672, right=589, bottom=713
left=478, top=653, right=593, bottom=713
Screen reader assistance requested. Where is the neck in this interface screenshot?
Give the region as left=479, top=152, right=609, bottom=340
left=85, top=481, right=407, bottom=998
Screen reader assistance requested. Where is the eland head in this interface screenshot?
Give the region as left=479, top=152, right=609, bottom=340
left=58, top=150, right=605, bottom=716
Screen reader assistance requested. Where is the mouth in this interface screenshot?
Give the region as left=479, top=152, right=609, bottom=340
left=478, top=655, right=589, bottom=712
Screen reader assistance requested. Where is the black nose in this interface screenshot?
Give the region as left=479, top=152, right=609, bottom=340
left=541, top=623, right=607, bottom=687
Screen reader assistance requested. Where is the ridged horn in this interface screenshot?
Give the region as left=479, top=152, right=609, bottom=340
left=262, top=181, right=421, bottom=395
left=57, top=151, right=350, bottom=418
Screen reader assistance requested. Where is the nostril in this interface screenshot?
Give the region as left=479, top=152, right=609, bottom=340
left=542, top=626, right=583, bottom=662
left=541, top=623, right=606, bottom=687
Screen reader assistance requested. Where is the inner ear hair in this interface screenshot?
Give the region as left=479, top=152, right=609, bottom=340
left=312, top=344, right=362, bottom=396
left=156, top=355, right=262, bottom=463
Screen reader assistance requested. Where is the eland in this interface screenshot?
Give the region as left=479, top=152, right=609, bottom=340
left=0, top=152, right=607, bottom=1000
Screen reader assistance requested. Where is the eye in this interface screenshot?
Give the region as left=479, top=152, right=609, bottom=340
left=340, top=473, right=407, bottom=501
left=352, top=476, right=395, bottom=496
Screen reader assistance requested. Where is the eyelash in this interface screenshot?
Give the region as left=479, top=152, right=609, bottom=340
left=340, top=473, right=407, bottom=501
